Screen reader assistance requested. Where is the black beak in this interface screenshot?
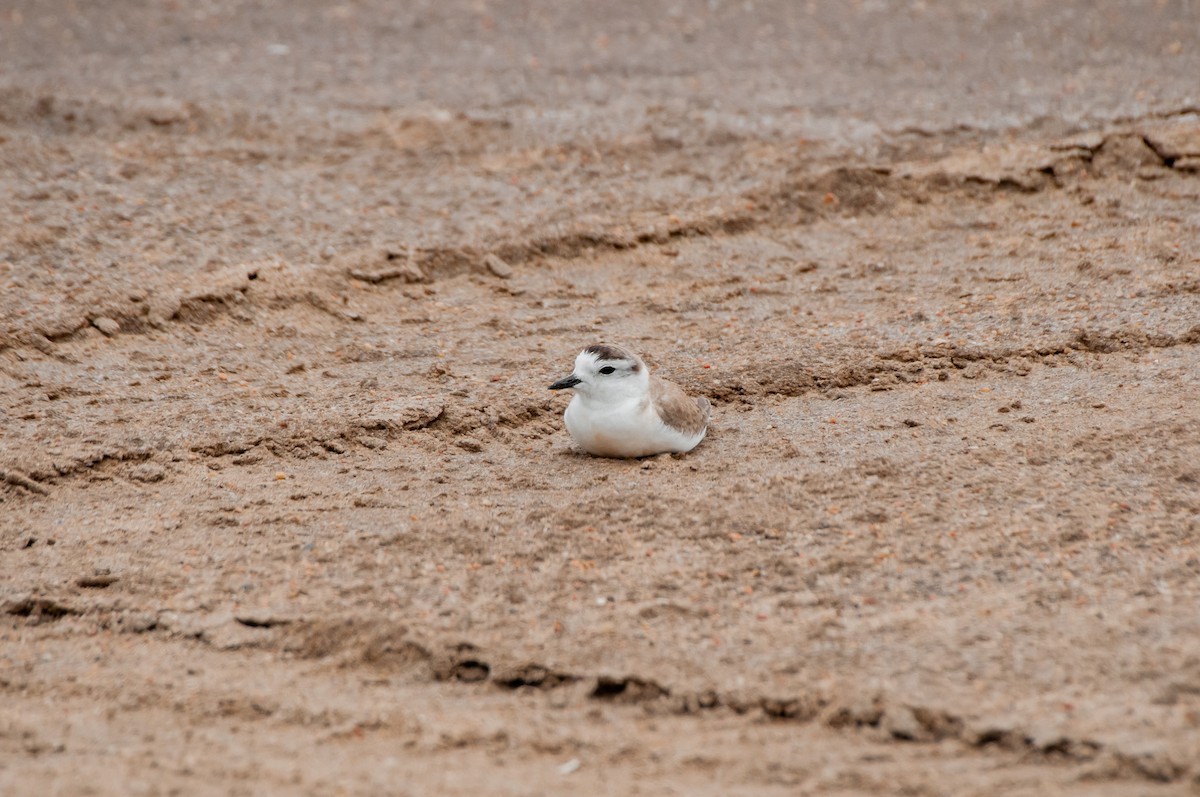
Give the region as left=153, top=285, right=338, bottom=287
left=549, top=375, right=582, bottom=390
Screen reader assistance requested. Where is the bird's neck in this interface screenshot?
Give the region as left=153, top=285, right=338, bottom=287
left=575, top=389, right=646, bottom=411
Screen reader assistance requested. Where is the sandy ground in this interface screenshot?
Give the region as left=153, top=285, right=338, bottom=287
left=2, top=1, right=1200, bottom=795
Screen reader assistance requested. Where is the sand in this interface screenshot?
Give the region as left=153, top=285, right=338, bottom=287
left=2, top=2, right=1199, bottom=794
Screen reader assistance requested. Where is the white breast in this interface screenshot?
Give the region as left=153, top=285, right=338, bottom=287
left=563, top=396, right=706, bottom=458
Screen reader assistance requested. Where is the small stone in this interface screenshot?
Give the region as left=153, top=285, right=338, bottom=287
left=483, top=253, right=513, bottom=279
left=124, top=612, right=158, bottom=633
left=882, top=705, right=923, bottom=740
left=137, top=97, right=189, bottom=126
left=92, top=317, right=121, bottom=337
left=129, top=463, right=166, bottom=483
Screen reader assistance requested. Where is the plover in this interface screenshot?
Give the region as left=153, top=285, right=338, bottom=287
left=549, top=344, right=711, bottom=458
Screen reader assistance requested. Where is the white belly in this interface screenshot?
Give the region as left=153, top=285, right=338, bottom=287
left=563, top=397, right=705, bottom=458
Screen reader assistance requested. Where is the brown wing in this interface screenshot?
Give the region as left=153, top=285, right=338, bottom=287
left=649, top=375, right=710, bottom=437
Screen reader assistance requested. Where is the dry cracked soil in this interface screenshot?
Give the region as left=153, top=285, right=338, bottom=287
left=2, top=1, right=1200, bottom=795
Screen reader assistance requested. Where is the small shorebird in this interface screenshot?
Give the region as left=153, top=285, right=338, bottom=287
left=548, top=344, right=711, bottom=458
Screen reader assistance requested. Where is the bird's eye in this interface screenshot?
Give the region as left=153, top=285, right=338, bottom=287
left=598, top=366, right=616, bottom=375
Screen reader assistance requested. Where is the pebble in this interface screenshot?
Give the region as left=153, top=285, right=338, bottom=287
left=882, top=705, right=922, bottom=740
left=123, top=612, right=159, bottom=633
left=93, top=317, right=121, bottom=337
left=484, top=253, right=513, bottom=279
left=136, top=97, right=189, bottom=126
left=129, top=463, right=166, bottom=483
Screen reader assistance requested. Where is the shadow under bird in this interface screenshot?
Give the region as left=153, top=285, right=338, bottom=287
left=549, top=344, right=711, bottom=458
